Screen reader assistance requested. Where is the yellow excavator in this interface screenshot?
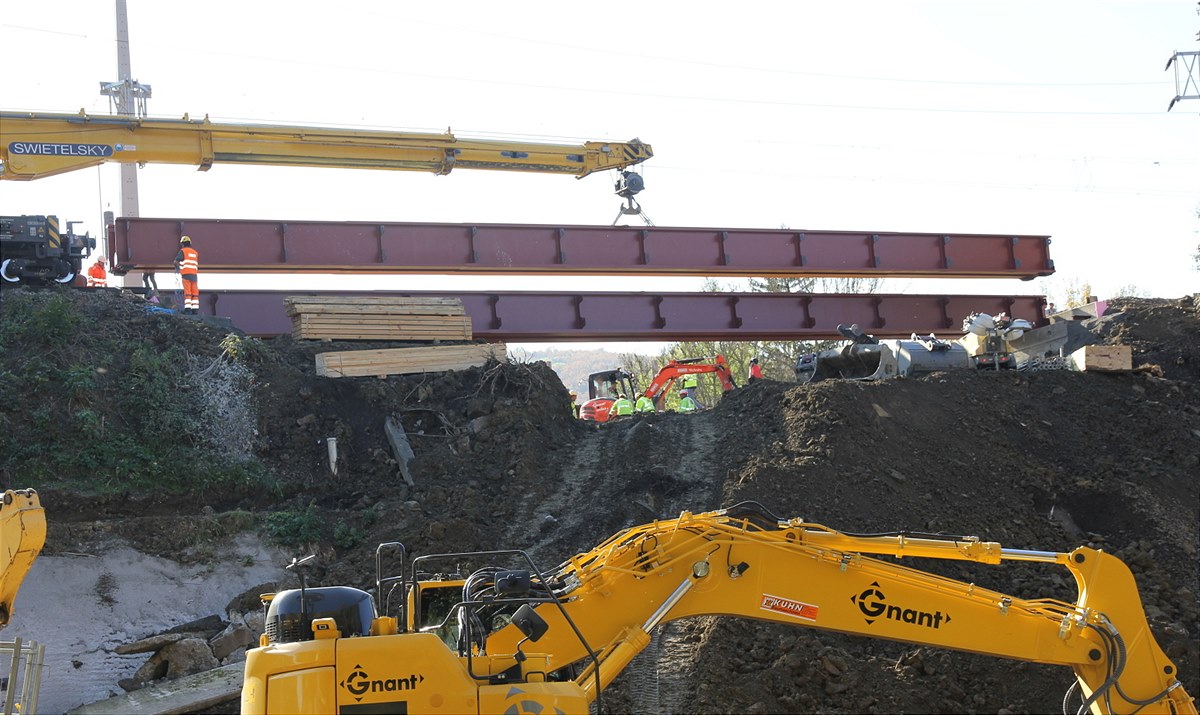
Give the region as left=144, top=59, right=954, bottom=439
left=241, top=502, right=1194, bottom=715
left=0, top=111, right=652, bottom=181
left=0, top=489, right=46, bottom=629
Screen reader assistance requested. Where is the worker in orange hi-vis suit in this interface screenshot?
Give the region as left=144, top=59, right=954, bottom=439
left=86, top=254, right=108, bottom=287
left=173, top=235, right=200, bottom=314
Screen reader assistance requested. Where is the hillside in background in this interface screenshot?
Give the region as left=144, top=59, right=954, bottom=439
left=517, top=347, right=624, bottom=395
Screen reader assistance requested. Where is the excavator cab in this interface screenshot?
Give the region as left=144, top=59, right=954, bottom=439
left=578, top=369, right=636, bottom=422
left=409, top=577, right=467, bottom=650
left=244, top=547, right=593, bottom=715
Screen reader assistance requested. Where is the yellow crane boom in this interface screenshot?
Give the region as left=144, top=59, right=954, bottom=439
left=0, top=111, right=653, bottom=181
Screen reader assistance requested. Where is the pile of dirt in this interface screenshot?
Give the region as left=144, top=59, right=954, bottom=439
left=1099, top=295, right=1200, bottom=382
left=6, top=289, right=1198, bottom=713
left=680, top=369, right=1198, bottom=714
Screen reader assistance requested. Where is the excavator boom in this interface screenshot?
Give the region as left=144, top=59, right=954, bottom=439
left=0, top=111, right=652, bottom=181
left=506, top=504, right=1192, bottom=713
left=643, top=354, right=737, bottom=405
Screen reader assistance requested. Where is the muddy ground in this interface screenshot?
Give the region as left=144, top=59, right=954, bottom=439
left=8, top=290, right=1200, bottom=713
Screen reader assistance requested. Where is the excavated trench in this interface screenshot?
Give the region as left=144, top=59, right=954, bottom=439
left=6, top=290, right=1198, bottom=713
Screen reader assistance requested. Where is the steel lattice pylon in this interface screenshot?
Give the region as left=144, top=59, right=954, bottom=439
left=1165, top=50, right=1200, bottom=111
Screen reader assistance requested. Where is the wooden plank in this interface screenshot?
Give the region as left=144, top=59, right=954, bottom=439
left=317, top=356, right=502, bottom=378
left=1069, top=344, right=1132, bottom=372
left=291, top=314, right=472, bottom=341
left=285, top=298, right=463, bottom=314
left=295, top=326, right=471, bottom=335
left=285, top=303, right=465, bottom=317
left=320, top=358, right=495, bottom=378
left=314, top=347, right=491, bottom=365
left=67, top=662, right=242, bottom=715
left=284, top=297, right=467, bottom=327
left=292, top=319, right=459, bottom=328
left=284, top=296, right=463, bottom=307
left=316, top=344, right=506, bottom=378
left=317, top=357, right=486, bottom=371
left=297, top=332, right=472, bottom=340
left=314, top=344, right=499, bottom=362
left=319, top=352, right=487, bottom=369
left=297, top=316, right=471, bottom=328
left=298, top=333, right=471, bottom=342
left=296, top=316, right=467, bottom=324
left=316, top=353, right=495, bottom=370
left=310, top=345, right=485, bottom=362
left=294, top=328, right=468, bottom=335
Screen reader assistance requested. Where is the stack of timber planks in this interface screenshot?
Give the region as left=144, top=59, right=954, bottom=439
left=285, top=296, right=472, bottom=341
left=1069, top=344, right=1132, bottom=372
left=316, top=343, right=507, bottom=378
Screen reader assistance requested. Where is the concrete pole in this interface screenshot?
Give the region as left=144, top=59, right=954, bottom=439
left=115, top=0, right=140, bottom=219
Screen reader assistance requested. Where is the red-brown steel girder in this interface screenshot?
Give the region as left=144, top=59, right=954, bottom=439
left=197, top=289, right=1047, bottom=341
left=110, top=217, right=1054, bottom=279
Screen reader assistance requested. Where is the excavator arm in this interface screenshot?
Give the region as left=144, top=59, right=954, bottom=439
left=643, top=355, right=737, bottom=408
left=0, top=489, right=46, bottom=629
left=486, top=503, right=1191, bottom=714
left=0, top=111, right=652, bottom=181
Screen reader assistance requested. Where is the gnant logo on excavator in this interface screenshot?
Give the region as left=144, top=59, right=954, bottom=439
left=340, top=664, right=424, bottom=702
left=851, top=582, right=951, bottom=629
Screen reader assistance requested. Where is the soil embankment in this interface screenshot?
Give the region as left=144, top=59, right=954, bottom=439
left=3, top=289, right=1197, bottom=713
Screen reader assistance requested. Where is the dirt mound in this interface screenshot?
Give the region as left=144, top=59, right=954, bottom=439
left=678, top=371, right=1199, bottom=713
left=6, top=287, right=1199, bottom=713
left=1100, top=295, right=1200, bottom=382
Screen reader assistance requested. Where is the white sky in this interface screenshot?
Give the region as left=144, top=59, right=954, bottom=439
left=1, top=1, right=1197, bottom=354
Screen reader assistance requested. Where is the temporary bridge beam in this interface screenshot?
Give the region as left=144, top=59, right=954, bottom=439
left=198, top=289, right=1047, bottom=341
left=110, top=218, right=1055, bottom=280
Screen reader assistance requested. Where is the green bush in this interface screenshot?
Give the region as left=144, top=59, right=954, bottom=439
left=1, top=292, right=78, bottom=349
left=61, top=364, right=98, bottom=404
left=218, top=333, right=274, bottom=366
left=264, top=503, right=325, bottom=546
left=333, top=520, right=365, bottom=550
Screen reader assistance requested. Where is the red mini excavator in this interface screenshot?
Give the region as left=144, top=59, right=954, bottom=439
left=578, top=356, right=736, bottom=422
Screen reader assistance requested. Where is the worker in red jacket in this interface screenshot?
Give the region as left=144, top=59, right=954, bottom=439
left=749, top=357, right=763, bottom=381
left=174, top=236, right=200, bottom=314
left=86, top=255, right=108, bottom=287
